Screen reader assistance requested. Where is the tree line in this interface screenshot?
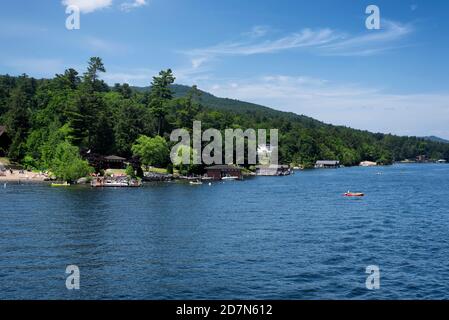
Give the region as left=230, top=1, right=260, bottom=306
left=0, top=57, right=448, bottom=180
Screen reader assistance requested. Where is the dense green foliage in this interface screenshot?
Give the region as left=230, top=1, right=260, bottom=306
left=50, top=142, right=93, bottom=182
left=131, top=135, right=169, bottom=168
left=1, top=57, right=448, bottom=172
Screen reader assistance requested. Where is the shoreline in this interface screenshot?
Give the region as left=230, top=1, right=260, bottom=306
left=0, top=171, right=48, bottom=183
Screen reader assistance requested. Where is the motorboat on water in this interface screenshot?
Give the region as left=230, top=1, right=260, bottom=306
left=189, top=180, right=203, bottom=185
left=344, top=191, right=365, bottom=197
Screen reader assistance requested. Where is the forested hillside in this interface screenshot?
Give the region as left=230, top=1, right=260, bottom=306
left=1, top=57, right=448, bottom=176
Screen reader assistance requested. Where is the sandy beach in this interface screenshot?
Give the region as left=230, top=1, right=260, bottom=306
left=0, top=170, right=48, bottom=183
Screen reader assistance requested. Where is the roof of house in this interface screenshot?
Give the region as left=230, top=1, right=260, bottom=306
left=205, top=165, right=242, bottom=170
left=316, top=160, right=340, bottom=165
left=104, top=155, right=126, bottom=161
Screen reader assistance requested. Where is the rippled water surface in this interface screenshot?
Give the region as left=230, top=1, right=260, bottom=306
left=1, top=164, right=449, bottom=299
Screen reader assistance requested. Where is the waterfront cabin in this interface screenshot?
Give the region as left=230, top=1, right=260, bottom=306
left=103, top=155, right=127, bottom=169
left=315, top=160, right=340, bottom=169
left=205, top=165, right=243, bottom=180
left=416, top=155, right=428, bottom=163
left=256, top=164, right=291, bottom=176
left=0, top=125, right=11, bottom=157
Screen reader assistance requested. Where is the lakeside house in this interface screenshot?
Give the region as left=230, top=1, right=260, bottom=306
left=315, top=160, right=340, bottom=169
left=103, top=155, right=127, bottom=169
left=256, top=165, right=291, bottom=176
left=0, top=125, right=11, bottom=157
left=205, top=165, right=243, bottom=180
left=83, top=152, right=130, bottom=171
left=416, top=155, right=428, bottom=163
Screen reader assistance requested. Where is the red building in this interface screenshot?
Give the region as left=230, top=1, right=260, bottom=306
left=205, top=165, right=243, bottom=180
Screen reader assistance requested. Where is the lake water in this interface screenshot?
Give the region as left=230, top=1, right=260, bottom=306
left=1, top=164, right=449, bottom=300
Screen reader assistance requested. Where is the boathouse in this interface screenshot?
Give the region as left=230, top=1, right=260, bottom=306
left=103, top=155, right=127, bottom=169
left=315, top=160, right=340, bottom=169
left=256, top=164, right=291, bottom=176
left=205, top=165, right=243, bottom=180
left=0, top=126, right=11, bottom=157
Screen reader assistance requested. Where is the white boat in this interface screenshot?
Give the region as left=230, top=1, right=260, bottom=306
left=221, top=176, right=239, bottom=180
left=91, top=178, right=142, bottom=188
left=104, top=180, right=129, bottom=187
left=189, top=180, right=203, bottom=185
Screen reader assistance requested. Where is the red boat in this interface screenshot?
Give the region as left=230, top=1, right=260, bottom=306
left=344, top=192, right=365, bottom=197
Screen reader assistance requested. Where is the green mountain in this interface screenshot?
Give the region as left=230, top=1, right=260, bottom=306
left=135, top=84, right=286, bottom=114
left=136, top=84, right=327, bottom=126
left=423, top=136, right=449, bottom=144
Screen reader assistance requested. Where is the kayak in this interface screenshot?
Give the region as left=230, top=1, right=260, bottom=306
left=51, top=182, right=70, bottom=187
left=344, top=192, right=364, bottom=197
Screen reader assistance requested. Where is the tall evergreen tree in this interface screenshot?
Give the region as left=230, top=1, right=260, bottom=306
left=148, top=69, right=175, bottom=135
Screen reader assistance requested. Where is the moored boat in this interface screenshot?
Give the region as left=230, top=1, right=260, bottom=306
left=221, top=175, right=239, bottom=181
left=91, top=177, right=141, bottom=188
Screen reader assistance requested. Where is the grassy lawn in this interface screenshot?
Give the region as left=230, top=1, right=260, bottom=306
left=147, top=167, right=168, bottom=174
left=105, top=169, right=127, bottom=175
left=0, top=157, right=10, bottom=165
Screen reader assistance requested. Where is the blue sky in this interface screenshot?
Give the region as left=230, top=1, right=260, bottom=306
left=1, top=0, right=449, bottom=138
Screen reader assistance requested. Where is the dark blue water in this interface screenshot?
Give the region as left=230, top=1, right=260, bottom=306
left=1, top=164, right=449, bottom=299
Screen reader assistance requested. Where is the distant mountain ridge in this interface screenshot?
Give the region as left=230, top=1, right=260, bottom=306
left=422, top=136, right=449, bottom=144
left=133, top=84, right=329, bottom=127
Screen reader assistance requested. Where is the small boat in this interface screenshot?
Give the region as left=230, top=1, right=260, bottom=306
left=344, top=192, right=364, bottom=197
left=91, top=178, right=142, bottom=188
left=189, top=180, right=203, bottom=185
left=221, top=176, right=239, bottom=181
left=104, top=180, right=129, bottom=187
left=51, top=182, right=70, bottom=187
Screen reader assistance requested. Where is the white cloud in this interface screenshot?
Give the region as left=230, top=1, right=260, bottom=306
left=120, top=0, right=148, bottom=12
left=186, top=28, right=340, bottom=69
left=62, top=0, right=112, bottom=14
left=184, top=21, right=413, bottom=68
left=201, top=75, right=449, bottom=139
left=242, top=26, right=271, bottom=39
left=100, top=67, right=155, bottom=86
left=320, top=20, right=413, bottom=56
